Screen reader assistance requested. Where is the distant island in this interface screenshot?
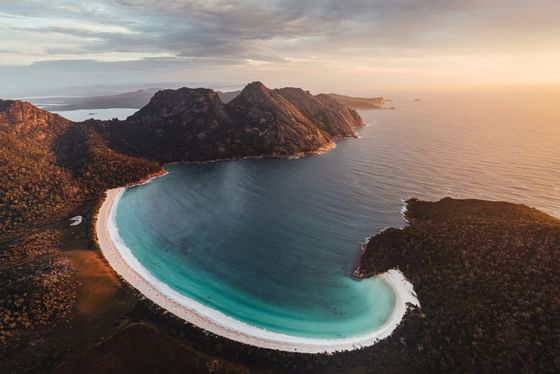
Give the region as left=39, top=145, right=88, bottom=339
left=1, top=82, right=559, bottom=373
left=326, top=93, right=386, bottom=109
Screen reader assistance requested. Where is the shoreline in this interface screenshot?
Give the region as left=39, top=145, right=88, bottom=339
left=96, top=186, right=420, bottom=353
left=165, top=140, right=337, bottom=168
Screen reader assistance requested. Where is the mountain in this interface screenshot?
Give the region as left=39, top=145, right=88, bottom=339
left=226, top=82, right=332, bottom=156
left=328, top=93, right=385, bottom=109
left=102, top=87, right=234, bottom=162
left=0, top=99, right=70, bottom=138
left=0, top=100, right=77, bottom=232
left=275, top=87, right=364, bottom=138
left=102, top=81, right=363, bottom=162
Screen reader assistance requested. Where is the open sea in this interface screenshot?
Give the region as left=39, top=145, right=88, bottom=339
left=112, top=92, right=560, bottom=339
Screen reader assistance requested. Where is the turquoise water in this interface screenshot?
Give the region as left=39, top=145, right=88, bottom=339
left=115, top=94, right=560, bottom=339
left=115, top=159, right=398, bottom=338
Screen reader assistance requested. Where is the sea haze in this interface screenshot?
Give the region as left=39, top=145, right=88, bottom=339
left=113, top=92, right=560, bottom=339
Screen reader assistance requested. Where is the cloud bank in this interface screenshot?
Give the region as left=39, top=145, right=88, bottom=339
left=1, top=1, right=560, bottom=96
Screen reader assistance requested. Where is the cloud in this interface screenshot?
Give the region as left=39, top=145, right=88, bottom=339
left=1, top=1, right=559, bottom=95
left=4, top=0, right=560, bottom=62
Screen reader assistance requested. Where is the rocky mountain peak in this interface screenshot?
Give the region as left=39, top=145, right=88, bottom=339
left=131, top=87, right=224, bottom=120
left=228, top=82, right=290, bottom=109
left=243, top=81, right=268, bottom=93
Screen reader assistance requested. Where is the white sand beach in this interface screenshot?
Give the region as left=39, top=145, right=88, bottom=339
left=96, top=187, right=419, bottom=353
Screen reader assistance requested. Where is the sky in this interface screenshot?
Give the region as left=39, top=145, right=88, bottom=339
left=1, top=0, right=560, bottom=97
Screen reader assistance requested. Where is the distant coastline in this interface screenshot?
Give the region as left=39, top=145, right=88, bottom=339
left=29, top=88, right=387, bottom=113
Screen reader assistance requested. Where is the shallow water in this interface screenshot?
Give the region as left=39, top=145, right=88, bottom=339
left=114, top=93, right=560, bottom=339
